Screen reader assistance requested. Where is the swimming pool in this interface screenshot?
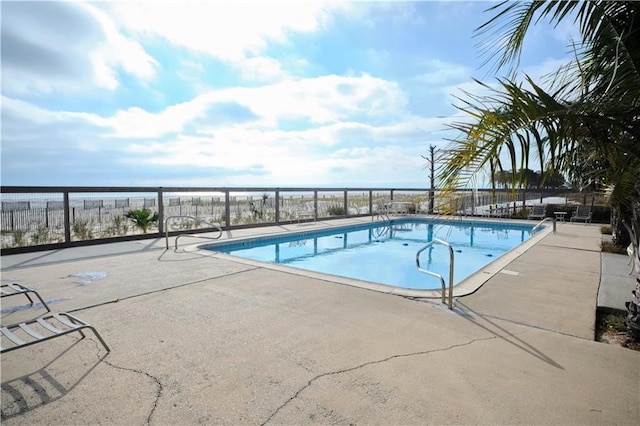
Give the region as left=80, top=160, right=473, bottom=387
left=202, top=218, right=538, bottom=292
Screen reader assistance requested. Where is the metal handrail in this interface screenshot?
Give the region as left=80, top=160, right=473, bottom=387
left=373, top=212, right=390, bottom=222
left=531, top=217, right=556, bottom=235
left=372, top=202, right=391, bottom=222
left=165, top=215, right=222, bottom=250
left=416, top=238, right=454, bottom=310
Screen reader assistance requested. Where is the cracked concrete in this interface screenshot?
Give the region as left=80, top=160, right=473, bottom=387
left=1, top=338, right=152, bottom=424
left=261, top=336, right=497, bottom=425
left=101, top=356, right=163, bottom=425
left=2, top=219, right=639, bottom=425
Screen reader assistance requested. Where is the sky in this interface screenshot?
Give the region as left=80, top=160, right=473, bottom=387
left=1, top=0, right=579, bottom=188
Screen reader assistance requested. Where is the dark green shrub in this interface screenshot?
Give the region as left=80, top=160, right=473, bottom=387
left=600, top=240, right=628, bottom=254
left=600, top=225, right=612, bottom=235
left=12, top=230, right=26, bottom=247
left=327, top=205, right=346, bottom=216
left=73, top=220, right=94, bottom=240
left=32, top=226, right=50, bottom=245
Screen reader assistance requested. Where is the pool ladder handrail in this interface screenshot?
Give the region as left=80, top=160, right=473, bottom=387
left=372, top=207, right=390, bottom=222
left=372, top=200, right=393, bottom=222
left=531, top=217, right=556, bottom=235
left=416, top=238, right=454, bottom=310
left=165, top=215, right=223, bottom=250
left=374, top=211, right=390, bottom=222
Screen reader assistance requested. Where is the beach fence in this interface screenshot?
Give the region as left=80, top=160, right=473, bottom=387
left=1, top=186, right=578, bottom=252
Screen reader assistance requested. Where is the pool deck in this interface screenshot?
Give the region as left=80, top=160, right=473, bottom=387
left=1, top=217, right=638, bottom=425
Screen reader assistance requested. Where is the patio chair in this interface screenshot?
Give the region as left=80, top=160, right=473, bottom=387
left=1, top=312, right=110, bottom=353
left=570, top=205, right=592, bottom=223
left=488, top=205, right=509, bottom=218
left=1, top=283, right=51, bottom=312
left=1, top=284, right=110, bottom=353
left=527, top=205, right=546, bottom=220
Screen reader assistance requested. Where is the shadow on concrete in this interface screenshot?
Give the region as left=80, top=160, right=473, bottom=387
left=455, top=300, right=564, bottom=369
left=1, top=341, right=108, bottom=421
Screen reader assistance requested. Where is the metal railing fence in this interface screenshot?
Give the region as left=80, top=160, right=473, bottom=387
left=0, top=186, right=588, bottom=253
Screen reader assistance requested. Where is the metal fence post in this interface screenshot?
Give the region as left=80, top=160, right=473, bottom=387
left=63, top=191, right=71, bottom=243
left=158, top=189, right=164, bottom=234
left=224, top=190, right=231, bottom=228
left=314, top=190, right=318, bottom=221
left=343, top=190, right=348, bottom=217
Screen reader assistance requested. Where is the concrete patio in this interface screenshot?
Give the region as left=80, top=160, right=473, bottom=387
left=1, top=218, right=638, bottom=425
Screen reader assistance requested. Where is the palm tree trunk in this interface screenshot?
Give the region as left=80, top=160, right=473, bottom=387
left=612, top=210, right=631, bottom=247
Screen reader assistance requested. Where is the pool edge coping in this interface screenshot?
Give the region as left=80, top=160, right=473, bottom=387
left=184, top=215, right=554, bottom=300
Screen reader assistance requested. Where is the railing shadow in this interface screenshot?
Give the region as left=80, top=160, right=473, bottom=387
left=455, top=300, right=564, bottom=369
left=156, top=249, right=209, bottom=262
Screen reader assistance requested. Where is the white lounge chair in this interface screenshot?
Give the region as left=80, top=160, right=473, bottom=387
left=488, top=205, right=509, bottom=218
left=1, top=312, right=111, bottom=354
left=527, top=205, right=546, bottom=220
left=1, top=283, right=51, bottom=312
left=570, top=205, right=592, bottom=223
left=1, top=284, right=110, bottom=353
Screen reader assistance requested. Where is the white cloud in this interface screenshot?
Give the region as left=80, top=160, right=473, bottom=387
left=79, top=2, right=158, bottom=88
left=1, top=1, right=157, bottom=94
left=108, top=96, right=214, bottom=138
left=107, top=1, right=332, bottom=62
left=234, top=56, right=287, bottom=82
left=247, top=73, right=407, bottom=125
left=104, top=73, right=408, bottom=138
left=416, top=59, right=472, bottom=85
left=365, top=48, right=391, bottom=66
left=1, top=1, right=575, bottom=187
left=442, top=56, right=572, bottom=108
left=2, top=96, right=108, bottom=128
left=12, top=67, right=440, bottom=186
left=1, top=3, right=88, bottom=94
left=119, top=109, right=448, bottom=186
left=125, top=129, right=430, bottom=187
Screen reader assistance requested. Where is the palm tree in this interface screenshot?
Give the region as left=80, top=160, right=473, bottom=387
left=438, top=1, right=639, bottom=336
left=125, top=208, right=159, bottom=233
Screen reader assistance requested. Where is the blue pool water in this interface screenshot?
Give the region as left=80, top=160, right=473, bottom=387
left=202, top=219, right=536, bottom=290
